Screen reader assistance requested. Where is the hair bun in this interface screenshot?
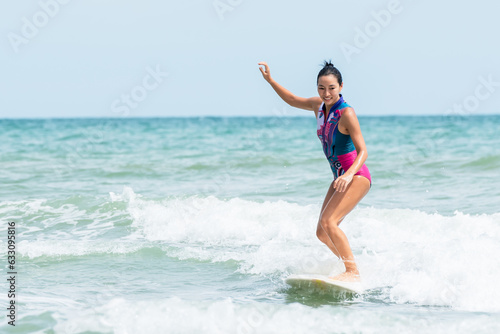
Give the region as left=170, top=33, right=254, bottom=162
left=324, top=60, right=335, bottom=67
left=317, top=60, right=342, bottom=85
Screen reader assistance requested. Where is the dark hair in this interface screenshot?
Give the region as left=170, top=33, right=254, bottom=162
left=317, top=60, right=342, bottom=86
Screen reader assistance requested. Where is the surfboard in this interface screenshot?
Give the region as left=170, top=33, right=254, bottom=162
left=285, top=274, right=364, bottom=295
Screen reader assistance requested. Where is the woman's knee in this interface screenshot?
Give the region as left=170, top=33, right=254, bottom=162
left=319, top=218, right=341, bottom=234
left=316, top=224, right=326, bottom=242
left=316, top=224, right=326, bottom=241
left=316, top=223, right=333, bottom=243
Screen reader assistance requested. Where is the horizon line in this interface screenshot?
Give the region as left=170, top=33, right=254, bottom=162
left=1, top=113, right=499, bottom=121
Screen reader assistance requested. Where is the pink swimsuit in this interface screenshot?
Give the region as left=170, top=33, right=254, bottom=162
left=316, top=95, right=371, bottom=184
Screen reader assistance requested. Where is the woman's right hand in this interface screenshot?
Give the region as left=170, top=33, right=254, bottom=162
left=258, top=62, right=272, bottom=83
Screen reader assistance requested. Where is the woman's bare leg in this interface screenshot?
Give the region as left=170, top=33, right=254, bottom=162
left=316, top=175, right=370, bottom=281
left=316, top=181, right=342, bottom=258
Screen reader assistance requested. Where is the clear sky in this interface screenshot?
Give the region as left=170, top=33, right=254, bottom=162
left=1, top=0, right=500, bottom=118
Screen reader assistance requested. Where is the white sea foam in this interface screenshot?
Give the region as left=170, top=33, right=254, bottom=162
left=53, top=297, right=500, bottom=334
left=17, top=239, right=145, bottom=259
left=350, top=208, right=500, bottom=311
left=111, top=187, right=500, bottom=312
left=9, top=186, right=500, bottom=312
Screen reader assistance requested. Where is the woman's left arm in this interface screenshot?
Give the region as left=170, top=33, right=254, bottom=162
left=333, top=108, right=368, bottom=192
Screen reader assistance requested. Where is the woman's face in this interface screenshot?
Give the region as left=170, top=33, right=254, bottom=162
left=317, top=74, right=343, bottom=108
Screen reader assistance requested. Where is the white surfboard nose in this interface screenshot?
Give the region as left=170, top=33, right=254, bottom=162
left=285, top=274, right=364, bottom=295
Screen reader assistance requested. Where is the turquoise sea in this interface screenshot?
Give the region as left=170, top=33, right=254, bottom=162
left=1, top=115, right=500, bottom=333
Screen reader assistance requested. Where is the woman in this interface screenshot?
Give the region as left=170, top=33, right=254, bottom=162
left=258, top=61, right=371, bottom=282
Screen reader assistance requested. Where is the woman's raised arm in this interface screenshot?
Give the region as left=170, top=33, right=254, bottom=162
left=258, top=62, right=321, bottom=112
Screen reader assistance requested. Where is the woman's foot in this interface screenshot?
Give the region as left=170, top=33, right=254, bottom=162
left=329, top=271, right=361, bottom=282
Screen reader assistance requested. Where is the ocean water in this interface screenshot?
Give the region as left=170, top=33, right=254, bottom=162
left=0, top=115, right=499, bottom=333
